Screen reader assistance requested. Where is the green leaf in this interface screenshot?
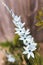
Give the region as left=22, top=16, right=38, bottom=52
left=36, top=16, right=41, bottom=21
left=13, top=34, right=23, bottom=47
left=0, top=41, right=11, bottom=47
left=13, top=34, right=20, bottom=46
left=40, top=56, right=43, bottom=65
left=35, top=22, right=43, bottom=26
left=38, top=10, right=43, bottom=16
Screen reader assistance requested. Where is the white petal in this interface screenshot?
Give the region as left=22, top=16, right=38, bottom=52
left=12, top=20, right=17, bottom=25
left=15, top=31, right=19, bottom=34
left=28, top=45, right=36, bottom=52
left=27, top=54, right=30, bottom=59
left=23, top=47, right=27, bottom=50
left=29, top=45, right=36, bottom=51
left=30, top=52, right=34, bottom=58
left=26, top=35, right=32, bottom=40
left=22, top=22, right=25, bottom=27
left=23, top=51, right=27, bottom=54
left=27, top=29, right=30, bottom=32
left=14, top=16, right=21, bottom=22
left=25, top=29, right=30, bottom=35
left=15, top=28, right=18, bottom=31
left=23, top=46, right=29, bottom=50
left=33, top=43, right=37, bottom=46
left=15, top=22, right=25, bottom=28
left=19, top=37, right=24, bottom=40
left=31, top=47, right=37, bottom=51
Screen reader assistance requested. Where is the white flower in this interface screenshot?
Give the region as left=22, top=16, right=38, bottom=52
left=12, top=15, right=21, bottom=26
left=13, top=19, right=25, bottom=28
left=14, top=15, right=21, bottom=22
left=20, top=29, right=30, bottom=36
left=19, top=35, right=32, bottom=40
left=15, top=27, right=30, bottom=36
left=19, top=34, right=37, bottom=46
left=23, top=45, right=36, bottom=59
left=16, top=22, right=25, bottom=28
left=19, top=35, right=32, bottom=45
left=15, top=27, right=25, bottom=36
left=6, top=54, right=15, bottom=63
left=22, top=37, right=37, bottom=46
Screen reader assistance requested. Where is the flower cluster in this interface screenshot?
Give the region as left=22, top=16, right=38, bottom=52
left=2, top=2, right=37, bottom=59
left=12, top=13, right=37, bottom=59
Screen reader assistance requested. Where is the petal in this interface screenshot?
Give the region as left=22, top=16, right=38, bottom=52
left=15, top=28, right=18, bottom=31
left=23, top=46, right=27, bottom=50
left=22, top=22, right=25, bottom=27
left=23, top=46, right=29, bottom=50
left=27, top=35, right=32, bottom=38
left=19, top=37, right=24, bottom=40
left=15, top=31, right=19, bottom=34
left=26, top=29, right=30, bottom=32
left=23, top=51, right=27, bottom=54
left=30, top=52, right=34, bottom=58
left=14, top=16, right=21, bottom=22
left=27, top=54, right=30, bottom=59
left=13, top=20, right=17, bottom=25
left=30, top=46, right=36, bottom=51
left=25, top=29, right=30, bottom=35
left=28, top=45, right=36, bottom=51
left=33, top=43, right=37, bottom=46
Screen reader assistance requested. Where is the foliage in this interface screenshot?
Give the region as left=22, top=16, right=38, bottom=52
left=35, top=10, right=43, bottom=31
left=0, top=41, right=11, bottom=47
left=13, top=34, right=23, bottom=47
left=0, top=35, right=43, bottom=65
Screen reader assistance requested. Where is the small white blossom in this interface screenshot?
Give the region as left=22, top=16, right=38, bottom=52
left=19, top=35, right=32, bottom=45
left=22, top=37, right=37, bottom=46
left=23, top=45, right=36, bottom=59
left=12, top=16, right=21, bottom=27
left=6, top=54, right=15, bottom=63
left=19, top=35, right=32, bottom=40
left=15, top=28, right=25, bottom=36
left=13, top=20, right=25, bottom=28
left=20, top=29, right=30, bottom=36
left=14, top=15, right=21, bottom=22
left=16, top=22, right=25, bottom=28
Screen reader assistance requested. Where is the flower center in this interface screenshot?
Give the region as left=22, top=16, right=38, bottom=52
left=29, top=50, right=31, bottom=52
left=20, top=30, right=21, bottom=32
left=29, top=43, right=31, bottom=45
left=26, top=41, right=28, bottom=43
left=24, top=37, right=26, bottom=39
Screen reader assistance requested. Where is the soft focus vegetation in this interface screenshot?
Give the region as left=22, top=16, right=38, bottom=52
left=0, top=34, right=43, bottom=65
left=35, top=9, right=43, bottom=31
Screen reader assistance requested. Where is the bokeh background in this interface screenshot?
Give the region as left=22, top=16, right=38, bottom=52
left=0, top=0, right=43, bottom=54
